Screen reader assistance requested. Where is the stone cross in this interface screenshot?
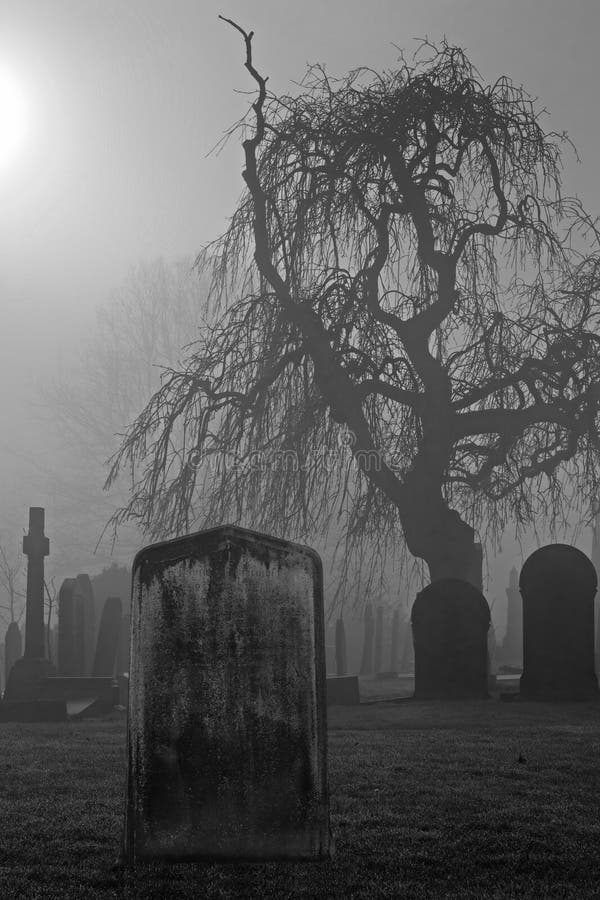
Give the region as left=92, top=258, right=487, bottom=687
left=22, top=507, right=49, bottom=660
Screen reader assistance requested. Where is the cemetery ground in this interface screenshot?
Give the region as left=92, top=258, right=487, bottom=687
left=0, top=688, right=600, bottom=899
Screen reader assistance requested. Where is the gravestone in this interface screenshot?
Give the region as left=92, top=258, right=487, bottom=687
left=74, top=575, right=95, bottom=676
left=57, top=578, right=78, bottom=676
left=373, top=605, right=383, bottom=674
left=117, top=613, right=131, bottom=675
left=519, top=544, right=599, bottom=700
left=58, top=576, right=95, bottom=676
left=335, top=616, right=347, bottom=676
left=411, top=578, right=490, bottom=700
left=389, top=608, right=400, bottom=672
left=124, top=525, right=330, bottom=863
left=4, top=622, right=22, bottom=687
left=359, top=603, right=374, bottom=675
left=93, top=596, right=122, bottom=677
left=4, top=508, right=56, bottom=701
left=501, top=566, right=522, bottom=667
left=326, top=674, right=360, bottom=705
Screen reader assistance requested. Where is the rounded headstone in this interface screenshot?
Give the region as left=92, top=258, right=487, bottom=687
left=411, top=578, right=490, bottom=699
left=519, top=544, right=598, bottom=700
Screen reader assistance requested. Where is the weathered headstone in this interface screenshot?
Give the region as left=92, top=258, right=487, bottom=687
left=57, top=575, right=95, bottom=676
left=326, top=674, right=360, bottom=705
left=4, top=508, right=56, bottom=701
left=57, top=578, right=78, bottom=676
left=373, top=605, right=383, bottom=674
left=93, top=596, right=122, bottom=677
left=411, top=578, right=490, bottom=700
left=519, top=544, right=599, bottom=700
left=124, top=525, right=330, bottom=863
left=74, top=574, right=95, bottom=676
left=501, top=566, right=522, bottom=667
left=359, top=603, right=374, bottom=676
left=335, top=616, right=347, bottom=676
left=389, top=608, right=400, bottom=672
left=4, top=622, right=21, bottom=687
left=117, top=613, right=131, bottom=675
left=400, top=611, right=414, bottom=673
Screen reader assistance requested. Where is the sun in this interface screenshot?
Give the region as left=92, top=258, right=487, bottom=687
left=0, top=65, right=29, bottom=171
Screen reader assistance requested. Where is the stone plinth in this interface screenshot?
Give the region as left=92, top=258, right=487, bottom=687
left=124, top=525, right=330, bottom=863
left=411, top=578, right=490, bottom=700
left=4, top=657, right=55, bottom=702
left=519, top=544, right=599, bottom=701
left=326, top=675, right=360, bottom=705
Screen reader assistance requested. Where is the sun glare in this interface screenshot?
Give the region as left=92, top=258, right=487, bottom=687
left=0, top=65, right=29, bottom=171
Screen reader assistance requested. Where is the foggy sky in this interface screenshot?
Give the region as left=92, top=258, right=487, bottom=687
left=1, top=0, right=599, bottom=602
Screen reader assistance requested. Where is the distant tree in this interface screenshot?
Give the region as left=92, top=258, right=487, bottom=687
left=106, top=26, right=600, bottom=588
left=0, top=540, right=25, bottom=626
left=44, top=257, right=206, bottom=560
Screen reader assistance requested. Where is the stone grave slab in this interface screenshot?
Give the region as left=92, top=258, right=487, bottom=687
left=93, top=596, right=122, bottom=677
left=74, top=574, right=95, bottom=676
left=326, top=675, right=360, bottom=705
left=124, top=525, right=330, bottom=863
left=411, top=578, right=490, bottom=700
left=519, top=544, right=599, bottom=700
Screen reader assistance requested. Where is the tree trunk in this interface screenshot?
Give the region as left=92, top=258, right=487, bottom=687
left=399, top=475, right=482, bottom=586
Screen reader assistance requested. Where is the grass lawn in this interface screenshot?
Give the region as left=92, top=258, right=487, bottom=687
left=0, top=690, right=600, bottom=898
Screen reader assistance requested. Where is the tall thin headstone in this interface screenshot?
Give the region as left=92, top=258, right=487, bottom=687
left=57, top=578, right=77, bottom=676
left=335, top=616, right=347, bottom=676
left=501, top=566, right=522, bottom=667
left=4, top=508, right=55, bottom=701
left=74, top=574, right=95, bottom=675
left=373, top=605, right=383, bottom=673
left=359, top=603, right=374, bottom=676
left=93, top=596, right=122, bottom=677
left=117, top=613, right=131, bottom=675
left=124, top=525, right=330, bottom=862
left=389, top=608, right=400, bottom=672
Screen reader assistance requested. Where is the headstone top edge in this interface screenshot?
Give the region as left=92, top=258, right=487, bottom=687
left=520, top=543, right=597, bottom=588
left=412, top=577, right=490, bottom=621
left=132, top=525, right=322, bottom=573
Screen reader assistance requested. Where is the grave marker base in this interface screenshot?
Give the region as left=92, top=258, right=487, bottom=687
left=3, top=657, right=56, bottom=702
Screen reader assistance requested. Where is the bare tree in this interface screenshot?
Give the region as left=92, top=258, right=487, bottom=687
left=0, top=540, right=25, bottom=626
left=43, top=257, right=206, bottom=560
left=106, top=26, right=600, bottom=589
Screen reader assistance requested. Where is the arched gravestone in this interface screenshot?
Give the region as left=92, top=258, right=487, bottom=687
left=92, top=596, right=122, bottom=677
left=519, top=544, right=599, bottom=700
left=124, top=525, right=330, bottom=863
left=74, top=574, right=95, bottom=676
left=4, top=622, right=22, bottom=687
left=57, top=578, right=77, bottom=676
left=411, top=579, right=491, bottom=699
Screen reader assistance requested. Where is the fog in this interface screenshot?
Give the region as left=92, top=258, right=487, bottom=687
left=1, top=0, right=599, bottom=630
